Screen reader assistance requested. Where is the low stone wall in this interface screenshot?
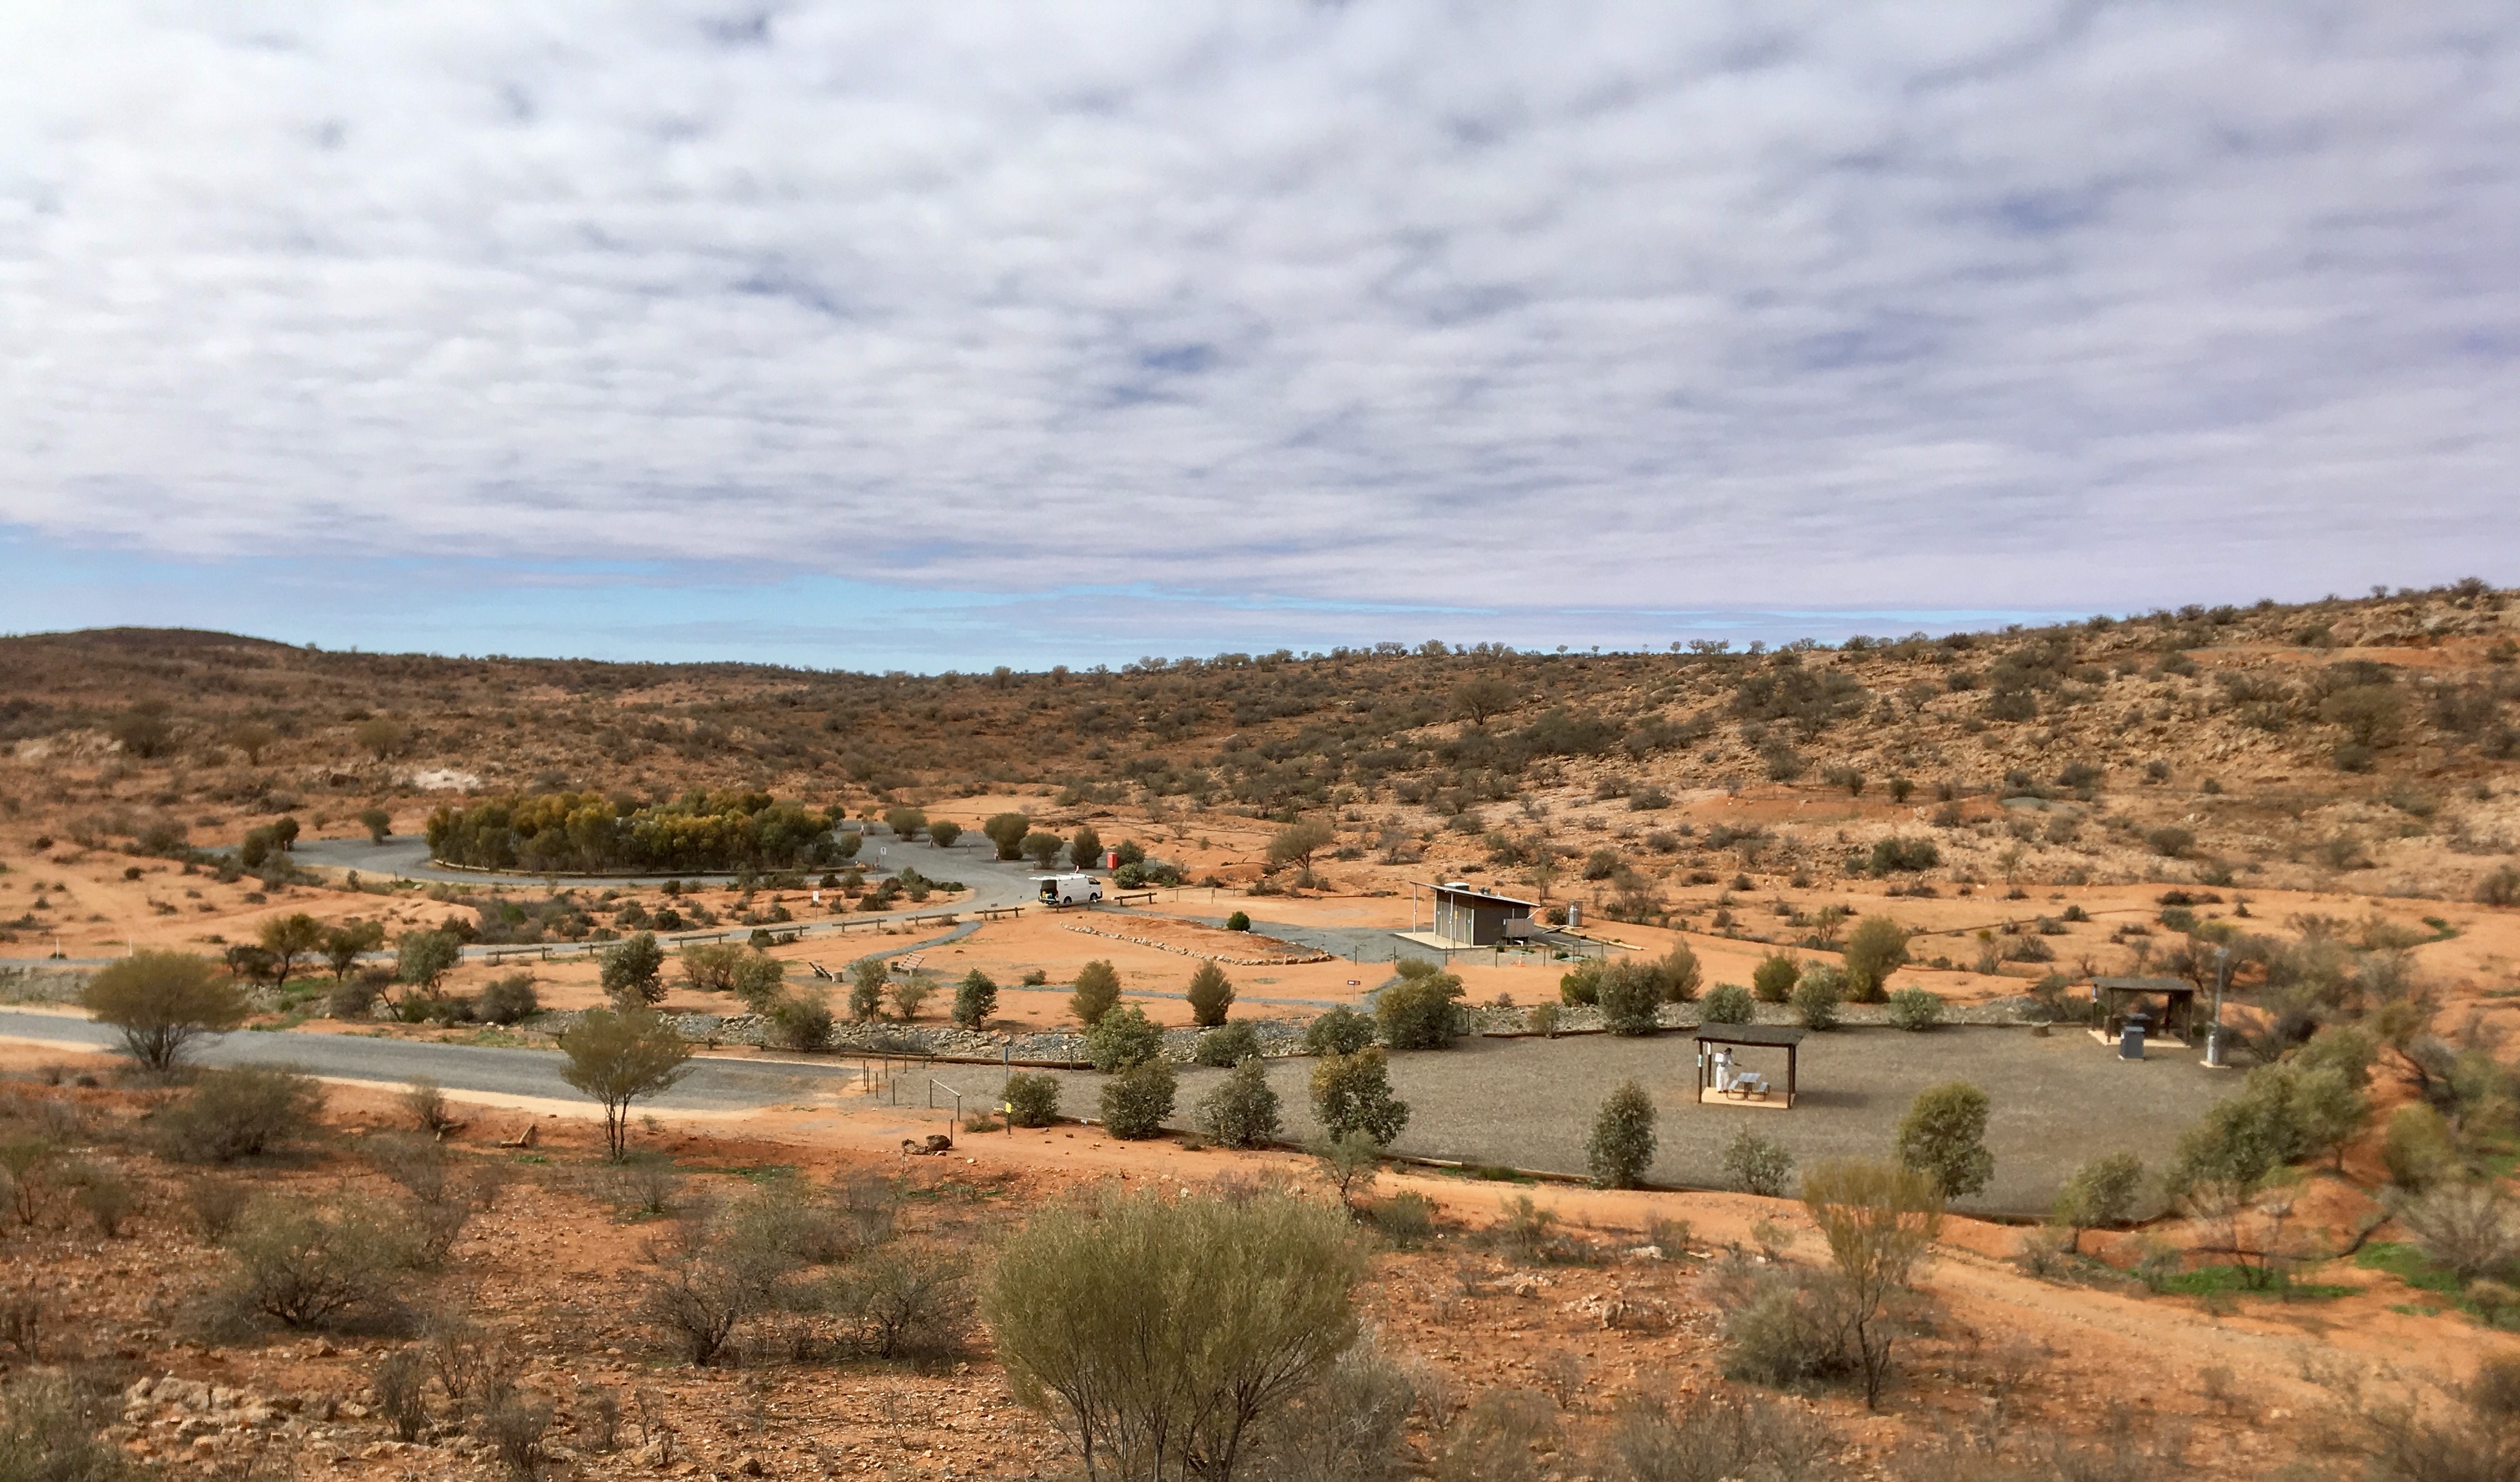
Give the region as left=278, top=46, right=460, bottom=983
left=0, top=966, right=88, bottom=1006
left=1061, top=922, right=1332, bottom=966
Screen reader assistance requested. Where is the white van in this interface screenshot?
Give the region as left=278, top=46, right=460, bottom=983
left=1036, top=873, right=1102, bottom=907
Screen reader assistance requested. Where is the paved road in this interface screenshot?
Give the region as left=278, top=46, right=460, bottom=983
left=0, top=1010, right=864, bottom=1114
left=0, top=838, right=1049, bottom=970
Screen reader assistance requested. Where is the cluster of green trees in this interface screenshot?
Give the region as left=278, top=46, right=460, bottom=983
left=426, top=790, right=852, bottom=873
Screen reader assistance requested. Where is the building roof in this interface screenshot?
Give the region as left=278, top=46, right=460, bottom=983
left=1689, top=1024, right=1808, bottom=1046
left=1424, top=881, right=1538, bottom=909
left=2093, top=976, right=2199, bottom=996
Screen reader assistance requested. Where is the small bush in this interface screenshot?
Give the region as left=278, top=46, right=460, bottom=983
left=1361, top=1192, right=1437, bottom=1251
left=765, top=994, right=835, bottom=1051
left=1304, top=1006, right=1378, bottom=1056
left=1558, top=959, right=1602, bottom=1006
left=72, top=1167, right=137, bottom=1237
left=187, top=1178, right=251, bottom=1241
left=1867, top=836, right=1940, bottom=874
left=158, top=1065, right=325, bottom=1164
left=1069, top=959, right=1121, bottom=1027
left=1751, top=951, right=1799, bottom=1004
left=1086, top=1004, right=1166, bottom=1072
left=1525, top=1002, right=1562, bottom=1037
left=0, top=1373, right=144, bottom=1481
left=2384, top=1104, right=2459, bottom=1191
left=831, top=1247, right=975, bottom=1363
left=1789, top=971, right=1841, bottom=1031
left=372, top=1348, right=430, bottom=1441
left=1004, top=1073, right=1061, bottom=1128
left=1196, top=1058, right=1282, bottom=1148
left=1194, top=1021, right=1262, bottom=1067
left=1886, top=988, right=1944, bottom=1031
left=1896, top=1081, right=1994, bottom=1199
left=2146, top=825, right=2196, bottom=859
left=328, top=973, right=385, bottom=1021
left=1721, top=1273, right=1849, bottom=1388
left=1596, top=959, right=1666, bottom=1036
left=476, top=973, right=539, bottom=1025
left=2399, top=1183, right=2520, bottom=1281
left=641, top=1254, right=750, bottom=1365
left=1099, top=1060, right=1177, bottom=1140
left=1721, top=1129, right=1796, bottom=1197
left=1604, top=1388, right=1836, bottom=1482
left=1185, top=961, right=1236, bottom=1027
left=2478, top=866, right=2520, bottom=908
left=1701, top=984, right=1755, bottom=1024
left=1585, top=1080, right=1657, bottom=1189
left=1312, top=1048, right=1410, bottom=1146
left=1377, top=963, right=1467, bottom=1050
left=2052, top=1151, right=2145, bottom=1246
left=952, top=969, right=998, bottom=1030
left=219, top=1196, right=409, bottom=1329
left=1224, top=910, right=1251, bottom=931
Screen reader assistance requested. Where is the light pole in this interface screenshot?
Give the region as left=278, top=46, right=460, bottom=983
left=2205, top=946, right=2231, bottom=1068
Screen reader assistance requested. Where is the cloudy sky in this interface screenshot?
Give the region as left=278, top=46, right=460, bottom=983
left=2, top=3, right=2514, bottom=669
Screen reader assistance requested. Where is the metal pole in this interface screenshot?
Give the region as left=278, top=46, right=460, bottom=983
left=2206, top=948, right=2230, bottom=1068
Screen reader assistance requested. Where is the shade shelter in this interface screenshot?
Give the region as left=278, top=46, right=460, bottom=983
left=1692, top=1024, right=1806, bottom=1108
left=2090, top=977, right=2199, bottom=1046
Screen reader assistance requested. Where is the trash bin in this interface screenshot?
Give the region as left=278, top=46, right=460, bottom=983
left=2119, top=1012, right=2149, bottom=1061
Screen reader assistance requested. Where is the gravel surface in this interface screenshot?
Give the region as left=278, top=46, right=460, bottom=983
left=935, top=1022, right=2238, bottom=1218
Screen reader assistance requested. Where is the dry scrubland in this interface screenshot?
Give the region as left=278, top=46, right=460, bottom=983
left=2, top=581, right=2520, bottom=1478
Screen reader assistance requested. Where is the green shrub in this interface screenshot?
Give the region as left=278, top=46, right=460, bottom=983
left=1311, top=1048, right=1410, bottom=1146
left=1086, top=1004, right=1165, bottom=1073
left=1558, top=959, right=1602, bottom=1006
left=1654, top=942, right=1702, bottom=1003
left=1004, top=1073, right=1061, bottom=1128
left=1194, top=1021, right=1261, bottom=1068
left=1886, top=988, right=1943, bottom=1031
left=2382, top=1104, right=2459, bottom=1191
left=1585, top=1080, right=1657, bottom=1189
left=597, top=931, right=665, bottom=1008
left=2052, top=1151, right=2144, bottom=1248
left=1751, top=951, right=1800, bottom=1004
left=1721, top=1273, right=1848, bottom=1388
left=1099, top=1060, right=1177, bottom=1139
left=1196, top=1058, right=1282, bottom=1148
left=1701, top=984, right=1755, bottom=1024
left=1370, top=1191, right=1438, bottom=1248
left=1866, top=837, right=1940, bottom=874
left=476, top=973, right=539, bottom=1025
left=952, top=969, right=999, bottom=1030
left=159, top=1066, right=325, bottom=1164
left=1185, top=961, right=1235, bottom=1027
left=80, top=949, right=249, bottom=1077
left=1376, top=964, right=1465, bottom=1050
left=1224, top=910, right=1252, bottom=931
left=765, top=994, right=834, bottom=1051
left=1596, top=959, right=1666, bottom=1036
left=1721, top=1129, right=1796, bottom=1197
left=1840, top=917, right=1909, bottom=1003
left=981, top=1186, right=1366, bottom=1481
left=1303, top=1006, right=1378, bottom=1056
left=1789, top=969, right=1841, bottom=1031
left=1896, top=1081, right=1993, bottom=1199
left=1069, top=959, right=1121, bottom=1028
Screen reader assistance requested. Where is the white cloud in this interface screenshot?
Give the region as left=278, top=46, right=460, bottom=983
left=2, top=1, right=2514, bottom=624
